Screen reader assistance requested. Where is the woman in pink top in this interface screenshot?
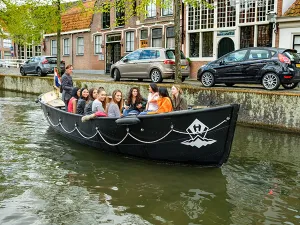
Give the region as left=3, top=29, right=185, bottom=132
left=67, top=87, right=80, bottom=113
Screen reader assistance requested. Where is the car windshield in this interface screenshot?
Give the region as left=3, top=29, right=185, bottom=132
left=166, top=50, right=186, bottom=59
left=284, top=51, right=300, bottom=61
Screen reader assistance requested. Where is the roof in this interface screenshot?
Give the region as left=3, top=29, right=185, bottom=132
left=61, top=0, right=95, bottom=32
left=284, top=0, right=300, bottom=17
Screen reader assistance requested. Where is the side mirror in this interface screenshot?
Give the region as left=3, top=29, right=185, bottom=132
left=123, top=58, right=129, bottom=63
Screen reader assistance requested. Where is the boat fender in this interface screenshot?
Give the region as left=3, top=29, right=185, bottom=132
left=116, top=117, right=140, bottom=126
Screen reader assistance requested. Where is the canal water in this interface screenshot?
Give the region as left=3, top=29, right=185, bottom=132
left=0, top=90, right=299, bottom=225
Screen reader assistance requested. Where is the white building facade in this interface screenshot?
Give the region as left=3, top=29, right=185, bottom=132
left=186, top=0, right=278, bottom=77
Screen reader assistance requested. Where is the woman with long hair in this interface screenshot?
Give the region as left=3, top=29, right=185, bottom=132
left=84, top=88, right=97, bottom=115
left=76, top=88, right=89, bottom=115
left=81, top=87, right=108, bottom=122
left=107, top=89, right=123, bottom=118
left=171, top=85, right=188, bottom=111
left=147, top=87, right=173, bottom=114
left=67, top=87, right=80, bottom=113
left=123, top=87, right=146, bottom=116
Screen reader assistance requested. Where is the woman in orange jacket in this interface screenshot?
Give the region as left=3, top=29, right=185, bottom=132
left=147, top=87, right=173, bottom=114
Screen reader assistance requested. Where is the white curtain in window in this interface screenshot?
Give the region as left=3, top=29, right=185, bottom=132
left=95, top=35, right=102, bottom=54
left=51, top=40, right=57, bottom=56
left=63, top=39, right=70, bottom=55
left=152, top=38, right=162, bottom=47
left=147, top=2, right=156, bottom=17
left=126, top=32, right=134, bottom=52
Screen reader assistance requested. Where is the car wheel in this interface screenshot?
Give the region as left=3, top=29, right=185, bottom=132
left=113, top=69, right=120, bottom=81
left=138, top=78, right=143, bottom=82
left=150, top=69, right=162, bottom=83
left=20, top=68, right=26, bottom=76
left=262, top=73, right=280, bottom=90
left=282, top=83, right=299, bottom=89
left=37, top=68, right=43, bottom=77
left=201, top=72, right=215, bottom=87
left=225, top=83, right=235, bottom=87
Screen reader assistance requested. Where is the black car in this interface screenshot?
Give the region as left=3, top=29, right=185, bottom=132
left=20, top=56, right=65, bottom=77
left=197, top=47, right=300, bottom=90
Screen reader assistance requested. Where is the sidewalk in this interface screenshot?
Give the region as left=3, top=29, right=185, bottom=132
left=1, top=67, right=300, bottom=92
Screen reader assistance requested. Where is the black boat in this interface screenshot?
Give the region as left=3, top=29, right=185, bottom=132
left=39, top=91, right=240, bottom=167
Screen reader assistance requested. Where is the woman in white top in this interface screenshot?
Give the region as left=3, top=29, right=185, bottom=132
left=142, top=83, right=159, bottom=114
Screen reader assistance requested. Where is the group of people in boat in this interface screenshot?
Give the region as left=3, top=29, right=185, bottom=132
left=60, top=64, right=188, bottom=122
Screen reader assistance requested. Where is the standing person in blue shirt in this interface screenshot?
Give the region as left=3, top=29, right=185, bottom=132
left=61, top=65, right=74, bottom=111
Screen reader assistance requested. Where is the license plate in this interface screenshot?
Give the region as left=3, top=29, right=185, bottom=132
left=181, top=65, right=187, bottom=69
left=296, top=64, right=300, bottom=68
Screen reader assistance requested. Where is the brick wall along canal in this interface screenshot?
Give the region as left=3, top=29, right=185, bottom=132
left=0, top=90, right=299, bottom=225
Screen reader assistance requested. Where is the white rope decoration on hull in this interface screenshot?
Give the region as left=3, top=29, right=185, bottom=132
left=46, top=114, right=230, bottom=146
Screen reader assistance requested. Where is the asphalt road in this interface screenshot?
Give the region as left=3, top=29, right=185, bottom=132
left=1, top=67, right=300, bottom=93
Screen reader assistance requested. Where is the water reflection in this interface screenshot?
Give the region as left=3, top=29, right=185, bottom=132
left=0, top=90, right=299, bottom=225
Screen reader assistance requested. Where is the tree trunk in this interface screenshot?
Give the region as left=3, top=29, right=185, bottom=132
left=56, top=0, right=61, bottom=75
left=174, top=0, right=182, bottom=83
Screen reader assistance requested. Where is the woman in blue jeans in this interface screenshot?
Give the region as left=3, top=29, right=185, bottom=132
left=123, top=87, right=147, bottom=116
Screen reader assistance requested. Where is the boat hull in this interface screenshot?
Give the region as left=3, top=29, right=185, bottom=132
left=39, top=93, right=239, bottom=166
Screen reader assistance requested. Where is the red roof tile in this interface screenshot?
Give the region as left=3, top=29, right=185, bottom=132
left=61, top=0, right=95, bottom=32
left=284, top=0, right=300, bottom=17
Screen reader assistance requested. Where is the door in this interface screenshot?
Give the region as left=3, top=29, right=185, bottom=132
left=26, top=57, right=36, bottom=73
left=118, top=50, right=142, bottom=77
left=242, top=49, right=271, bottom=82
left=218, top=38, right=235, bottom=58
left=215, top=49, right=248, bottom=82
left=106, top=43, right=121, bottom=73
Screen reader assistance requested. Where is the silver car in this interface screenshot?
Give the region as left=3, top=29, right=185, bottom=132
left=110, top=48, right=190, bottom=83
left=20, top=56, right=65, bottom=77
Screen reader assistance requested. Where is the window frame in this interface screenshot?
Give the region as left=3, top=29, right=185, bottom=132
left=162, top=0, right=173, bottom=16
left=151, top=28, right=162, bottom=47
left=76, top=37, right=84, bottom=56
left=147, top=2, right=156, bottom=18
left=63, top=38, right=70, bottom=56
left=125, top=31, right=134, bottom=52
left=94, top=35, right=102, bottom=54
left=51, top=40, right=57, bottom=56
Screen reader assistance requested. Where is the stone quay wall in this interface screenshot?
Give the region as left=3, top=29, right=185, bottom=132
left=1, top=74, right=300, bottom=133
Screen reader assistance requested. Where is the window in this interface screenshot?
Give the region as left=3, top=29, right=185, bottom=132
left=202, top=32, right=213, bottom=57
left=95, top=35, right=102, bottom=54
left=293, top=36, right=300, bottom=53
left=147, top=1, right=156, bottom=17
left=240, top=26, right=254, bottom=48
left=217, top=0, right=236, bottom=28
left=141, top=30, right=148, bottom=40
left=77, top=37, right=84, bottom=55
left=239, top=0, right=255, bottom=23
left=140, top=50, right=160, bottom=59
left=116, top=1, right=125, bottom=26
left=223, top=50, right=248, bottom=63
left=166, top=27, right=175, bottom=48
left=189, top=33, right=200, bottom=57
left=162, top=0, right=173, bottom=16
left=257, top=24, right=272, bottom=47
left=27, top=45, right=33, bottom=58
left=3, top=39, right=12, bottom=48
left=126, top=32, right=134, bottom=52
left=63, top=38, right=70, bottom=55
left=124, top=50, right=142, bottom=61
left=249, top=49, right=270, bottom=60
left=35, top=45, right=42, bottom=56
left=166, top=50, right=186, bottom=59
left=188, top=1, right=214, bottom=31
left=102, top=10, right=110, bottom=29
left=51, top=40, right=57, bottom=56
left=106, top=34, right=121, bottom=42
left=4, top=51, right=11, bottom=59
left=152, top=28, right=162, bottom=47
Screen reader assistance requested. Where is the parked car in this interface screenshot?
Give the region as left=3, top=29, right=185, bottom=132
left=110, top=47, right=190, bottom=83
left=20, top=56, right=65, bottom=77
left=197, top=47, right=300, bottom=90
